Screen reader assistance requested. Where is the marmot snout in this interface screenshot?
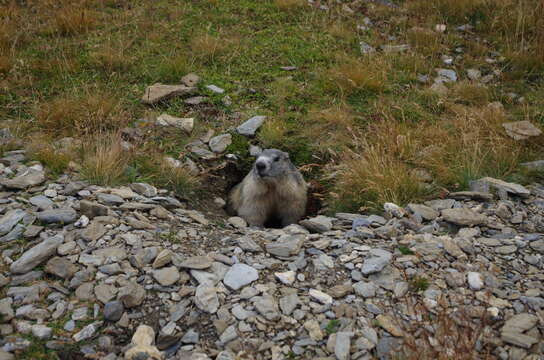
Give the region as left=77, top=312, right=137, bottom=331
left=227, top=149, right=308, bottom=228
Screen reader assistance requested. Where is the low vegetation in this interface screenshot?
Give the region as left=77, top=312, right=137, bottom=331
left=0, top=0, right=542, bottom=215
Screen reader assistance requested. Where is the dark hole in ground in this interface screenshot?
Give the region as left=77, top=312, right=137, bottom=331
left=196, top=160, right=324, bottom=228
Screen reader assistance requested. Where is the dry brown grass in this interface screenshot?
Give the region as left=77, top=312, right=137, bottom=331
left=274, top=0, right=306, bottom=11
left=0, top=55, right=11, bottom=74
left=90, top=39, right=133, bottom=72
left=327, top=22, right=356, bottom=41
left=406, top=27, right=444, bottom=57
left=35, top=91, right=128, bottom=137
left=333, top=120, right=429, bottom=211
left=26, top=139, right=73, bottom=176
left=451, top=82, right=490, bottom=106
left=305, top=104, right=357, bottom=153
left=325, top=55, right=390, bottom=96
left=190, top=34, right=228, bottom=62
left=258, top=117, right=289, bottom=148
left=80, top=133, right=131, bottom=186
left=52, top=5, right=98, bottom=36
left=417, top=104, right=521, bottom=188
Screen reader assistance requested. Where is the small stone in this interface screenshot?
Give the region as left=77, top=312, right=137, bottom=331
left=309, top=289, right=333, bottom=305
left=223, top=264, right=258, bottom=290
left=209, top=134, right=232, bottom=153
left=125, top=325, right=163, bottom=360
left=299, top=215, right=333, bottom=233
left=130, top=183, right=158, bottom=197
left=153, top=266, right=180, bottom=286
left=37, top=208, right=77, bottom=224
left=441, top=208, right=486, bottom=226
left=31, top=325, right=52, bottom=339
left=206, top=84, right=225, bottom=93
left=467, top=272, right=484, bottom=290
left=236, top=115, right=266, bottom=137
left=353, top=281, right=377, bottom=298
left=194, top=285, right=219, bottom=314
left=95, top=284, right=117, bottom=304
left=104, top=301, right=124, bottom=322
left=79, top=200, right=108, bottom=219
left=304, top=319, right=323, bottom=341
left=152, top=249, right=172, bottom=269
left=407, top=204, right=438, bottom=221
left=118, top=282, right=146, bottom=308
left=335, top=332, right=352, bottom=360
left=279, top=293, right=300, bottom=316
left=73, top=322, right=102, bottom=342
left=44, top=257, right=78, bottom=279
left=274, top=270, right=296, bottom=285
left=227, top=217, right=247, bottom=229
left=29, top=196, right=53, bottom=210
left=266, top=234, right=305, bottom=257
left=435, top=68, right=457, bottom=82
left=503, top=121, right=542, bottom=140
left=253, top=295, right=280, bottom=321
left=381, top=44, right=410, bottom=53
left=156, top=113, right=194, bottom=133
left=142, top=83, right=196, bottom=105
left=181, top=73, right=200, bottom=87
left=376, top=314, right=403, bottom=337
left=179, top=256, right=213, bottom=270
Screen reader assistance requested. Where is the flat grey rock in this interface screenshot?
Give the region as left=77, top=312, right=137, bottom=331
left=223, top=263, right=258, bottom=290
left=10, top=235, right=64, bottom=274
left=236, top=115, right=266, bottom=136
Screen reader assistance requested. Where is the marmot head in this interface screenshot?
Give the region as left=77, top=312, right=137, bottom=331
left=254, top=149, right=292, bottom=179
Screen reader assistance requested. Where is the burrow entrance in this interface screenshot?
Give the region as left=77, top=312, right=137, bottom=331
left=194, top=159, right=325, bottom=228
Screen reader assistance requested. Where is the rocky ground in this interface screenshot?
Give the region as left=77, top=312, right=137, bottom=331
left=0, top=149, right=544, bottom=360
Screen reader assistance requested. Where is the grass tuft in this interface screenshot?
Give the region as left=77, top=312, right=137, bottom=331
left=35, top=91, right=128, bottom=137
left=80, top=133, right=131, bottom=186
left=52, top=5, right=97, bottom=36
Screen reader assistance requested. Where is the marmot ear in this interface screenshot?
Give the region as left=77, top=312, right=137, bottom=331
left=283, top=152, right=290, bottom=159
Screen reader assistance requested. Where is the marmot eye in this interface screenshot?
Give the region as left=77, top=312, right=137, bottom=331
left=274, top=157, right=280, bottom=162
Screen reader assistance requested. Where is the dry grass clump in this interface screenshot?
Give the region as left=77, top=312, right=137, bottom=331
left=35, top=92, right=128, bottom=137
left=275, top=0, right=307, bottom=11
left=418, top=104, right=521, bottom=188
left=333, top=120, right=429, bottom=211
left=190, top=34, right=228, bottom=62
left=90, top=39, right=132, bottom=72
left=26, top=139, right=73, bottom=176
left=406, top=27, right=444, bottom=57
left=327, top=22, right=356, bottom=42
left=52, top=5, right=98, bottom=36
left=451, top=82, right=490, bottom=106
left=325, top=55, right=390, bottom=96
left=0, top=55, right=11, bottom=74
left=258, top=117, right=290, bottom=148
left=305, top=104, right=357, bottom=153
left=407, top=0, right=489, bottom=23
left=132, top=153, right=197, bottom=196
left=80, top=133, right=131, bottom=186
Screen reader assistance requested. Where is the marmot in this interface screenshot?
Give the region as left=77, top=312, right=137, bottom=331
left=227, top=149, right=308, bottom=228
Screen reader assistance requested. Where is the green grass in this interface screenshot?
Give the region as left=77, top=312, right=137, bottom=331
left=1, top=0, right=543, bottom=212
left=410, top=276, right=430, bottom=293
left=398, top=246, right=415, bottom=255
left=324, top=319, right=341, bottom=335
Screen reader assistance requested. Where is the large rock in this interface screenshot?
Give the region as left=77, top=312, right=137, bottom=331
left=0, top=168, right=45, bottom=189
left=0, top=209, right=27, bottom=236
left=472, top=177, right=530, bottom=198
left=141, top=83, right=196, bottom=105
left=37, top=208, right=77, bottom=224
left=223, top=264, right=258, bottom=290
left=79, top=200, right=108, bottom=218
left=502, top=120, right=542, bottom=140
left=441, top=208, right=486, bottom=226
left=10, top=235, right=64, bottom=274
left=236, top=115, right=266, bottom=136
left=299, top=215, right=333, bottom=233
left=253, top=295, right=280, bottom=321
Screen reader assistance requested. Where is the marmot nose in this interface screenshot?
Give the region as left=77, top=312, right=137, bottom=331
left=256, top=162, right=266, bottom=172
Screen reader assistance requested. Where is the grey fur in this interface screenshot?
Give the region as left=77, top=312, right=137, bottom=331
left=227, top=149, right=308, bottom=227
